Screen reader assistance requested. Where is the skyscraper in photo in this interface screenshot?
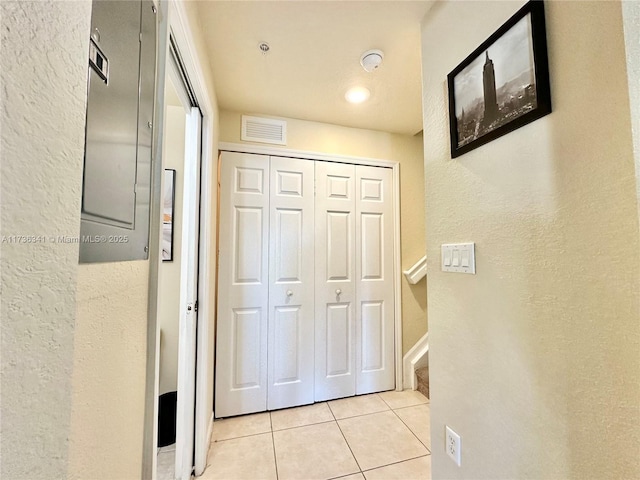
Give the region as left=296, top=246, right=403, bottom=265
left=483, top=51, right=499, bottom=125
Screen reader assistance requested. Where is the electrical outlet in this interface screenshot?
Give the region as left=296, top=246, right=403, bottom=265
left=445, top=425, right=461, bottom=466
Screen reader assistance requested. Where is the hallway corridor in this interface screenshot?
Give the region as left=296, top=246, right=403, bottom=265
left=201, top=390, right=431, bottom=480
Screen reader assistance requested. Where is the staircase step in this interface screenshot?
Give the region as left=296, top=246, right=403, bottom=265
left=416, top=365, right=429, bottom=399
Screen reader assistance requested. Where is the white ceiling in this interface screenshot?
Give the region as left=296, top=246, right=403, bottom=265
left=195, top=1, right=434, bottom=136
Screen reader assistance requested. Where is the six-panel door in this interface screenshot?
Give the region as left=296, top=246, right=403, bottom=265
left=268, top=157, right=315, bottom=410
left=314, top=162, right=357, bottom=401
left=355, top=165, right=395, bottom=395
left=216, top=152, right=271, bottom=417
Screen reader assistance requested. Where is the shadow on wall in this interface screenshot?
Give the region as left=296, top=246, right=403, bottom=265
left=409, top=280, right=427, bottom=313
left=401, top=275, right=428, bottom=355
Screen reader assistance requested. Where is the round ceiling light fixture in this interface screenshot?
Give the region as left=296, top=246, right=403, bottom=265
left=345, top=86, right=370, bottom=104
left=258, top=42, right=270, bottom=55
left=360, top=49, right=384, bottom=72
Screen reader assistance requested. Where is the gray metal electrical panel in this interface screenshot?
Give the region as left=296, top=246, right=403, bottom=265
left=80, top=0, right=157, bottom=263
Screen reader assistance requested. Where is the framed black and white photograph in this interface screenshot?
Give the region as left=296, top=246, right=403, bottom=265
left=162, top=169, right=176, bottom=262
left=447, top=0, right=551, bottom=158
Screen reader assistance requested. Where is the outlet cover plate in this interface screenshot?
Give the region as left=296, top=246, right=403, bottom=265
left=445, top=425, right=461, bottom=466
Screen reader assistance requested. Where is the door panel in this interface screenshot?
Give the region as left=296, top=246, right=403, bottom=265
left=175, top=107, right=201, bottom=480
left=361, top=301, right=383, bottom=371
left=231, top=308, right=263, bottom=388
left=361, top=213, right=383, bottom=280
left=355, top=166, right=395, bottom=395
left=267, top=157, right=315, bottom=410
left=327, top=212, right=352, bottom=281
left=233, top=207, right=265, bottom=283
left=326, top=303, right=351, bottom=376
left=216, top=152, right=270, bottom=417
left=274, top=209, right=303, bottom=282
left=235, top=167, right=265, bottom=194
left=315, top=162, right=356, bottom=401
left=273, top=306, right=301, bottom=382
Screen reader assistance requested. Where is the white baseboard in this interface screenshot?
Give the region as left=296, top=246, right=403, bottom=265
left=402, top=332, right=429, bottom=390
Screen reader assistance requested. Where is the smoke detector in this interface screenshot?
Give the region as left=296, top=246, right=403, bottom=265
left=360, top=49, right=384, bottom=72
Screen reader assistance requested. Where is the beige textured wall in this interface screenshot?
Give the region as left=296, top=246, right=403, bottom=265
left=219, top=110, right=427, bottom=355
left=0, top=2, right=91, bottom=477
left=421, top=1, right=640, bottom=479
left=158, top=105, right=186, bottom=395
left=0, top=2, right=221, bottom=478
left=399, top=131, right=428, bottom=355
left=622, top=1, right=640, bottom=225
left=69, top=262, right=150, bottom=479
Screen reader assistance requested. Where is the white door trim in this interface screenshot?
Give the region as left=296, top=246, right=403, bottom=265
left=143, top=2, right=168, bottom=478
left=175, top=106, right=201, bottom=480
left=392, top=162, right=403, bottom=392
left=169, top=1, right=217, bottom=475
left=219, top=142, right=399, bottom=170
left=151, top=0, right=217, bottom=478
left=219, top=142, right=404, bottom=392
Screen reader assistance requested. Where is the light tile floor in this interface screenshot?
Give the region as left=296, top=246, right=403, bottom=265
left=157, top=444, right=175, bottom=480
left=200, top=390, right=431, bottom=480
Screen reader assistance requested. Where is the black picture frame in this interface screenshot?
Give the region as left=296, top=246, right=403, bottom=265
left=162, top=169, right=176, bottom=262
left=447, top=0, right=551, bottom=158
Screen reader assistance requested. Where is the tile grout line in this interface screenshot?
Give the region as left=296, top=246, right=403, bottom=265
left=330, top=408, right=391, bottom=422
left=328, top=395, right=390, bottom=422
left=215, top=408, right=393, bottom=444
left=272, top=417, right=336, bottom=433
left=391, top=401, right=430, bottom=412
left=360, top=453, right=431, bottom=474
left=215, top=395, right=428, bottom=442
left=329, top=401, right=364, bottom=475
left=216, top=418, right=341, bottom=444
left=327, top=472, right=367, bottom=480
left=269, top=411, right=280, bottom=480
left=390, top=406, right=431, bottom=454
left=377, top=392, right=393, bottom=409
left=214, top=429, right=274, bottom=443
left=379, top=391, right=429, bottom=411
left=213, top=400, right=428, bottom=444
left=212, top=394, right=430, bottom=477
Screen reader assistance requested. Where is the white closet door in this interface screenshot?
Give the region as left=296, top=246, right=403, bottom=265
left=215, top=151, right=270, bottom=417
left=315, top=162, right=357, bottom=401
left=355, top=165, right=395, bottom=395
left=267, top=157, right=315, bottom=410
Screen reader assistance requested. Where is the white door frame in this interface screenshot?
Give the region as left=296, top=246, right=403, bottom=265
left=219, top=142, right=404, bottom=392
left=174, top=106, right=201, bottom=480
left=168, top=1, right=217, bottom=475
left=144, top=1, right=216, bottom=478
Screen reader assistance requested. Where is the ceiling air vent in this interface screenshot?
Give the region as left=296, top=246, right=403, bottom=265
left=241, top=115, right=287, bottom=145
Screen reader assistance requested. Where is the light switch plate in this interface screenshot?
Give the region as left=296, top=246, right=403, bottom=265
left=441, top=243, right=475, bottom=274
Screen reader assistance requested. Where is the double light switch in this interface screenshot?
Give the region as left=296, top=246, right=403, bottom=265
left=441, top=242, right=475, bottom=274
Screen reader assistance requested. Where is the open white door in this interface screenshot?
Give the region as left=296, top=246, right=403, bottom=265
left=175, top=106, right=202, bottom=480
